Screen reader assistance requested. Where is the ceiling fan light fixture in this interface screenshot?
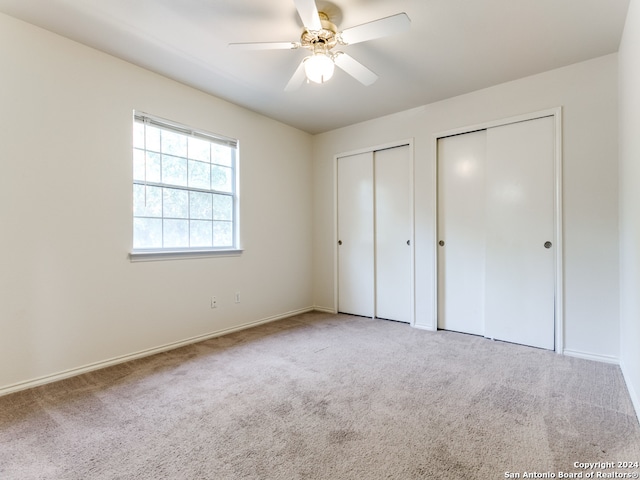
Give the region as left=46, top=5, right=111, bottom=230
left=304, top=52, right=335, bottom=84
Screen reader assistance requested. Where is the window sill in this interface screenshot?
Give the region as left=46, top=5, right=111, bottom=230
left=130, top=249, right=243, bottom=262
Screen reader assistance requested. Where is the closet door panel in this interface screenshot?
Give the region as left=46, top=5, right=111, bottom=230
left=337, top=152, right=374, bottom=317
left=375, top=145, right=412, bottom=323
left=437, top=131, right=487, bottom=335
left=484, top=116, right=555, bottom=350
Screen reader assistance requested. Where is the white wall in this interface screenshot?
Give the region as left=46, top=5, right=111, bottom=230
left=313, top=54, right=620, bottom=361
left=619, top=0, right=640, bottom=418
left=0, top=13, right=314, bottom=393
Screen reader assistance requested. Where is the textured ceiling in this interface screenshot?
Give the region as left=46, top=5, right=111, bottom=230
left=0, top=0, right=631, bottom=134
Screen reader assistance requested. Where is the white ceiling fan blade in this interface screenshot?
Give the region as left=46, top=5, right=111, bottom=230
left=294, top=0, right=322, bottom=31
left=334, top=52, right=378, bottom=86
left=340, top=13, right=411, bottom=45
left=229, top=42, right=298, bottom=50
left=284, top=60, right=307, bottom=91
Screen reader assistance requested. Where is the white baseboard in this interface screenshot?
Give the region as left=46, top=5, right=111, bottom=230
left=620, top=359, right=640, bottom=424
left=0, top=306, right=316, bottom=398
left=563, top=349, right=619, bottom=365
left=311, top=306, right=337, bottom=314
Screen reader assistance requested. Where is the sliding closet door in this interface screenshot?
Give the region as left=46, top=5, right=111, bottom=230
left=437, top=131, right=487, bottom=335
left=484, top=116, right=555, bottom=350
left=375, top=145, right=412, bottom=323
left=337, top=152, right=374, bottom=317
left=437, top=115, right=556, bottom=350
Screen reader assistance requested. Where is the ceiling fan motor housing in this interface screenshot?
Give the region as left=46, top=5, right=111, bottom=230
left=301, top=14, right=340, bottom=51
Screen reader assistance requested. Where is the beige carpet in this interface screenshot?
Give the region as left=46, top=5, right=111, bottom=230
left=1, top=311, right=639, bottom=479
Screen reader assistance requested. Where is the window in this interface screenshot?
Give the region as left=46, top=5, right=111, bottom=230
left=132, top=112, right=239, bottom=256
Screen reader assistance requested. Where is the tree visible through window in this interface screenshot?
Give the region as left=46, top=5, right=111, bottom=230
left=132, top=112, right=238, bottom=251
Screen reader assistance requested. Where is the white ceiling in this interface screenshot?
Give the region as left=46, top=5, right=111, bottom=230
left=0, top=0, right=630, bottom=134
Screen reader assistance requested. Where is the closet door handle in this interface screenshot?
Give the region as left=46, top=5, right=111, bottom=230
left=407, top=240, right=410, bottom=246
left=338, top=240, right=343, bottom=246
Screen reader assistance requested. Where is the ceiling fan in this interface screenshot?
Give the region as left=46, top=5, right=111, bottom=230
left=229, top=0, right=411, bottom=91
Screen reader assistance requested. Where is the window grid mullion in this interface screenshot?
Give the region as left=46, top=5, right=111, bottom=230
left=210, top=193, right=214, bottom=246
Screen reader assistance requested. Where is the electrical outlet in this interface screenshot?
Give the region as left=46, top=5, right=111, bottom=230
left=235, top=292, right=240, bottom=304
left=211, top=296, right=217, bottom=309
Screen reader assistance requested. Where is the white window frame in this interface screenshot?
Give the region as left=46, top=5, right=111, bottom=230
left=130, top=112, right=241, bottom=262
